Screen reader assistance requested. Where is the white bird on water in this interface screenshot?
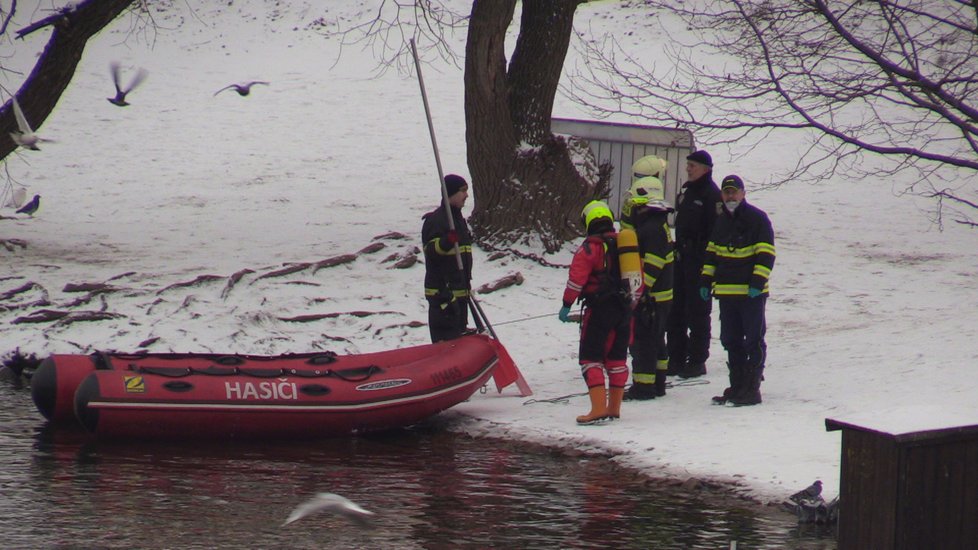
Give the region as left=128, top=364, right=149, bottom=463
left=9, top=96, right=52, bottom=151
left=282, top=492, right=376, bottom=527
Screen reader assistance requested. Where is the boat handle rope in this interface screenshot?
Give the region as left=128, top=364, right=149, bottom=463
left=92, top=351, right=113, bottom=370
left=126, top=364, right=384, bottom=381
left=95, top=351, right=339, bottom=366
left=323, top=365, right=383, bottom=382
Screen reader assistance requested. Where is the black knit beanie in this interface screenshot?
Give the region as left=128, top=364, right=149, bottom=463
left=444, top=174, right=468, bottom=197
left=686, top=150, right=713, bottom=168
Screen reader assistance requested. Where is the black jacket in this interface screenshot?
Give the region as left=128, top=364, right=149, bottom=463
left=633, top=208, right=674, bottom=303
left=421, top=204, right=473, bottom=299
left=700, top=200, right=775, bottom=298
left=674, top=172, right=721, bottom=265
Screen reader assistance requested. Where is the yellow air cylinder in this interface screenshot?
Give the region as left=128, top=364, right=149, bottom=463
left=617, top=227, right=643, bottom=305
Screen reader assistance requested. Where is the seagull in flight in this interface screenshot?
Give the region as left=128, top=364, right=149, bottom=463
left=107, top=62, right=148, bottom=107
left=282, top=492, right=376, bottom=527
left=16, top=194, right=40, bottom=216
left=8, top=96, right=51, bottom=150
left=214, top=81, right=269, bottom=97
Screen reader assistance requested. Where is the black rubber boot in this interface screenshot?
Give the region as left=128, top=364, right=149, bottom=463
left=666, top=358, right=684, bottom=376
left=654, top=369, right=667, bottom=397
left=676, top=360, right=706, bottom=379
left=729, top=365, right=763, bottom=406
left=711, top=363, right=744, bottom=404
left=623, top=383, right=657, bottom=401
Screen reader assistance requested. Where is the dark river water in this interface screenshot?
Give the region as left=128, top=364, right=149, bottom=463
left=0, top=377, right=835, bottom=549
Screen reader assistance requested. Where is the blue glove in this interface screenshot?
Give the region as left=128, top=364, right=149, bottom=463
left=699, top=287, right=710, bottom=301
left=558, top=305, right=572, bottom=323
left=748, top=287, right=763, bottom=298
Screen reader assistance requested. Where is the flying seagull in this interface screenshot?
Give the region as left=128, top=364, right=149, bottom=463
left=8, top=96, right=50, bottom=150
left=282, top=492, right=376, bottom=527
left=788, top=479, right=822, bottom=504
left=16, top=194, right=40, bottom=216
left=107, top=62, right=148, bottom=107
left=213, top=81, right=269, bottom=97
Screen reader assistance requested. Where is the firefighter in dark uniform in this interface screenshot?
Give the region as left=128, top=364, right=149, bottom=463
left=620, top=155, right=666, bottom=232
left=421, top=174, right=473, bottom=343
left=620, top=176, right=675, bottom=400
left=667, top=150, right=722, bottom=379
left=558, top=200, right=632, bottom=425
left=700, top=175, right=775, bottom=406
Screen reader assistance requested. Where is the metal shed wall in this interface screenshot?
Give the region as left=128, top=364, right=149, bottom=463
left=825, top=418, right=978, bottom=549
left=550, top=117, right=695, bottom=218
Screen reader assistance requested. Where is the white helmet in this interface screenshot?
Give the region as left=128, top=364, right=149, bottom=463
left=621, top=176, right=666, bottom=219
left=631, top=155, right=667, bottom=181
left=621, top=176, right=669, bottom=219
left=626, top=176, right=665, bottom=203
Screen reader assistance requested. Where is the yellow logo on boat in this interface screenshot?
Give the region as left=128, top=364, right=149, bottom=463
left=124, top=375, right=145, bottom=393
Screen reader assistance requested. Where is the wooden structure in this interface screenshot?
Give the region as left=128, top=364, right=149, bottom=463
left=826, top=409, right=978, bottom=549
left=550, top=117, right=694, bottom=217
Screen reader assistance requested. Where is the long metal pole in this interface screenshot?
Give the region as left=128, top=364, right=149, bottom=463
left=409, top=39, right=463, bottom=272
left=409, top=38, right=496, bottom=335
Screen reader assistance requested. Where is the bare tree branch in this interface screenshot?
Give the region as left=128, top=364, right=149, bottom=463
left=1, top=0, right=138, bottom=161
left=310, top=0, right=467, bottom=75
left=0, top=0, right=16, bottom=37
left=565, top=0, right=978, bottom=227
left=15, top=4, right=72, bottom=40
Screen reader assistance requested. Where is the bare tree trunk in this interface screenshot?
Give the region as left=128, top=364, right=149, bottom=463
left=508, top=0, right=578, bottom=144
left=464, top=0, right=609, bottom=253
left=0, top=0, right=136, bottom=160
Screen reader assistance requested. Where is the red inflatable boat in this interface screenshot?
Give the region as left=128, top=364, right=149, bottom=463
left=31, top=334, right=505, bottom=439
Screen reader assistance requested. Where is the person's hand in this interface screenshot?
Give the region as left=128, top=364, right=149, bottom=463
left=748, top=287, right=763, bottom=298
left=445, top=230, right=459, bottom=245
left=558, top=305, right=571, bottom=323
left=699, top=287, right=710, bottom=301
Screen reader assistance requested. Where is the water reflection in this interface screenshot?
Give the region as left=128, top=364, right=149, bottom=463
left=1, top=381, right=835, bottom=549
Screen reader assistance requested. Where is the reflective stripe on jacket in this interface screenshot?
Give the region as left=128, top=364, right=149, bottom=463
left=422, top=204, right=473, bottom=298
left=634, top=209, right=674, bottom=303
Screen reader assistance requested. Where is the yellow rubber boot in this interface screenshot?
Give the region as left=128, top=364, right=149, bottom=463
left=576, top=386, right=608, bottom=425
left=606, top=387, right=625, bottom=420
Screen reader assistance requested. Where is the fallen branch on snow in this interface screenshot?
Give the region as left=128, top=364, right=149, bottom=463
left=476, top=272, right=524, bottom=294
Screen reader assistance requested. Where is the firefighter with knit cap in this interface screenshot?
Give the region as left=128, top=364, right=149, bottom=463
left=422, top=174, right=473, bottom=343
left=668, top=149, right=721, bottom=379
left=558, top=200, right=632, bottom=425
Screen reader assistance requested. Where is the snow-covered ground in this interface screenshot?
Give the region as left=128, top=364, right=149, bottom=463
left=3, top=0, right=977, bottom=506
